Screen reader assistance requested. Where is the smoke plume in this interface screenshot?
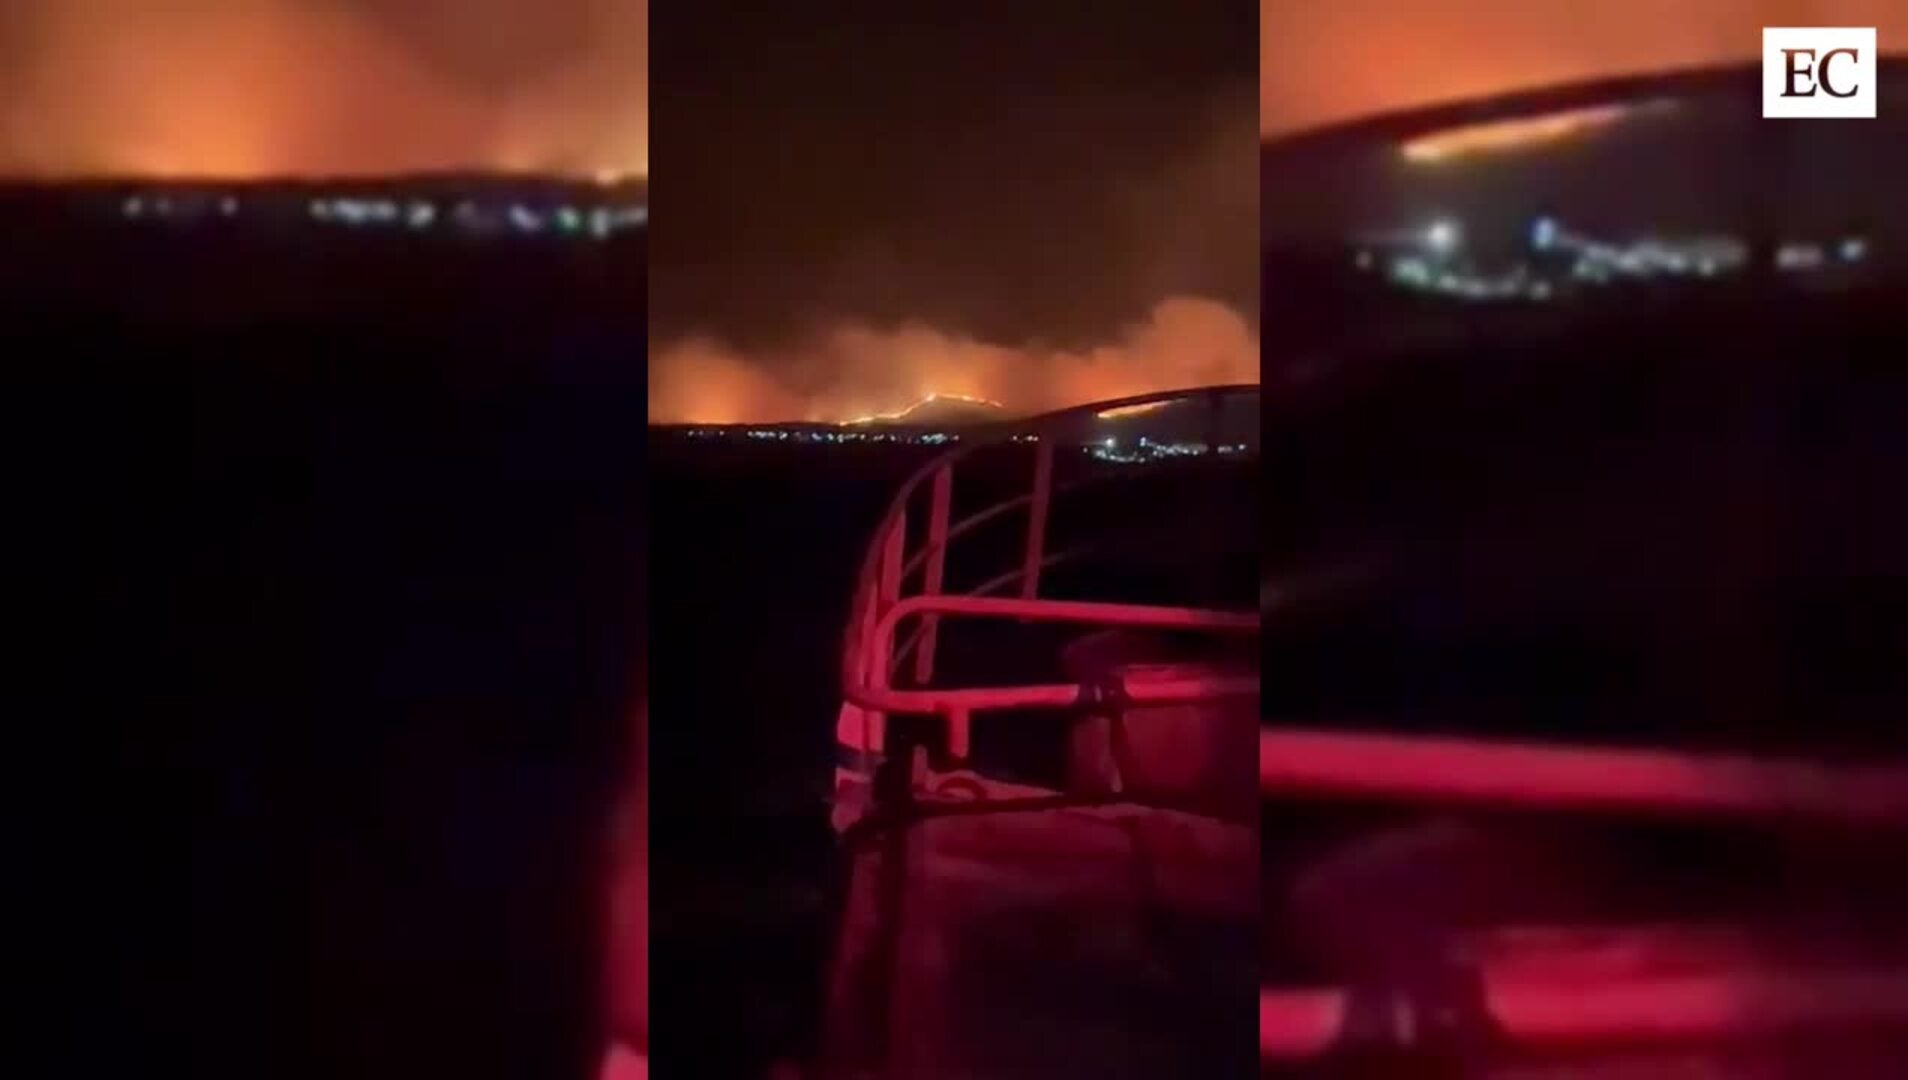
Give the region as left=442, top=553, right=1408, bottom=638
left=650, top=80, right=1258, bottom=426
left=648, top=296, right=1258, bottom=425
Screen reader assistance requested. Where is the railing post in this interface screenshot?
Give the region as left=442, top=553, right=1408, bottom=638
left=913, top=466, right=953, bottom=685
left=879, top=507, right=907, bottom=613
left=1021, top=440, right=1053, bottom=600
left=867, top=509, right=907, bottom=755
left=944, top=707, right=971, bottom=764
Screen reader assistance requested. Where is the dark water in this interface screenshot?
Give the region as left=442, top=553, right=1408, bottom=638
left=7, top=225, right=646, bottom=1080
left=1260, top=292, right=1908, bottom=1005
left=647, top=436, right=935, bottom=1077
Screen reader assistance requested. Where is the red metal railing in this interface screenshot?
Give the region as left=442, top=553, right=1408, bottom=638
left=836, top=386, right=1260, bottom=776
left=1257, top=727, right=1908, bottom=1059
left=1261, top=968, right=1908, bottom=1061
left=829, top=388, right=1908, bottom=1065
left=1256, top=730, right=1908, bottom=1061
left=1259, top=728, right=1908, bottom=827
left=827, top=385, right=1261, bottom=1080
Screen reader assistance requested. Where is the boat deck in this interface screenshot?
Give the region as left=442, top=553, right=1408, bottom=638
left=822, top=772, right=1257, bottom=1079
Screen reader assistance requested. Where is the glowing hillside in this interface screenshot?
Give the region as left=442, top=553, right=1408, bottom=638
left=841, top=393, right=1007, bottom=427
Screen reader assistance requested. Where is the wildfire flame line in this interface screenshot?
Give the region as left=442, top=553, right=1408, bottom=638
left=1095, top=401, right=1172, bottom=420
left=840, top=392, right=1004, bottom=426
left=1400, top=104, right=1634, bottom=164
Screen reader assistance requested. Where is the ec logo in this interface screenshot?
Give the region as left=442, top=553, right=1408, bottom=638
left=1763, top=27, right=1877, bottom=118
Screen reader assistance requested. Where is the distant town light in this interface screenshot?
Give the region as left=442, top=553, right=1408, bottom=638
left=1777, top=243, right=1826, bottom=271
left=509, top=205, right=544, bottom=233
left=1424, top=219, right=1461, bottom=254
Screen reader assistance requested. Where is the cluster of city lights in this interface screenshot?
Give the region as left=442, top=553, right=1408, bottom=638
left=115, top=190, right=646, bottom=241
left=670, top=426, right=1251, bottom=461
left=118, top=193, right=240, bottom=222
left=1088, top=436, right=1250, bottom=463
left=680, top=427, right=958, bottom=446
left=1356, top=213, right=1870, bottom=302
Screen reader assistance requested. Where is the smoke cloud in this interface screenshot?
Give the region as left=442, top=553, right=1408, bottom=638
left=648, top=296, right=1258, bottom=425
left=650, top=79, right=1258, bottom=426
left=0, top=0, right=646, bottom=177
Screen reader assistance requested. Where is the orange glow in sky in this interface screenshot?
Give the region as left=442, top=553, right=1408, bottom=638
left=1261, top=0, right=1906, bottom=138
left=648, top=297, right=1260, bottom=426
left=0, top=0, right=647, bottom=179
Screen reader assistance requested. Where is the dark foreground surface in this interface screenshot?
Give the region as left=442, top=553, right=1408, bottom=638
left=6, top=217, right=646, bottom=1080
left=647, top=430, right=1262, bottom=1078
left=647, top=436, right=932, bottom=1077
left=1260, top=287, right=1908, bottom=1076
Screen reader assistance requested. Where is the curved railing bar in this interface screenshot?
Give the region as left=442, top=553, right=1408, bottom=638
left=1261, top=968, right=1908, bottom=1062
left=888, top=492, right=1261, bottom=679
left=893, top=454, right=1220, bottom=587
left=846, top=596, right=1257, bottom=715
left=887, top=548, right=1085, bottom=680
left=841, top=384, right=1260, bottom=693
left=1259, top=728, right=1908, bottom=827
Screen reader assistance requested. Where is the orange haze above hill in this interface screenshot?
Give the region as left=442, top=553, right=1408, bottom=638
left=1261, top=0, right=1907, bottom=138
left=0, top=0, right=646, bottom=178
left=648, top=297, right=1259, bottom=426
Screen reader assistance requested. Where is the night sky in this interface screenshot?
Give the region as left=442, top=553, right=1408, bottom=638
left=647, top=0, right=1258, bottom=423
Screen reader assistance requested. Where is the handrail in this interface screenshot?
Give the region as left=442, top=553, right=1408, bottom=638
left=877, top=594, right=1257, bottom=649
left=893, top=462, right=1191, bottom=586
left=888, top=549, right=1082, bottom=680
left=840, top=384, right=1260, bottom=697
left=848, top=675, right=1259, bottom=718
left=848, top=595, right=1255, bottom=715
left=1261, top=968, right=1908, bottom=1061
left=1260, top=728, right=1908, bottom=827
left=598, top=1043, right=649, bottom=1080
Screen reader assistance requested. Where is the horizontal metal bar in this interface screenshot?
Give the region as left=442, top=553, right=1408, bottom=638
left=1260, top=728, right=1908, bottom=826
left=848, top=675, right=1258, bottom=717
left=1262, top=968, right=1908, bottom=1061
left=875, top=593, right=1258, bottom=644
left=845, top=386, right=1259, bottom=615
left=853, top=595, right=1257, bottom=714
left=598, top=1043, right=648, bottom=1080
